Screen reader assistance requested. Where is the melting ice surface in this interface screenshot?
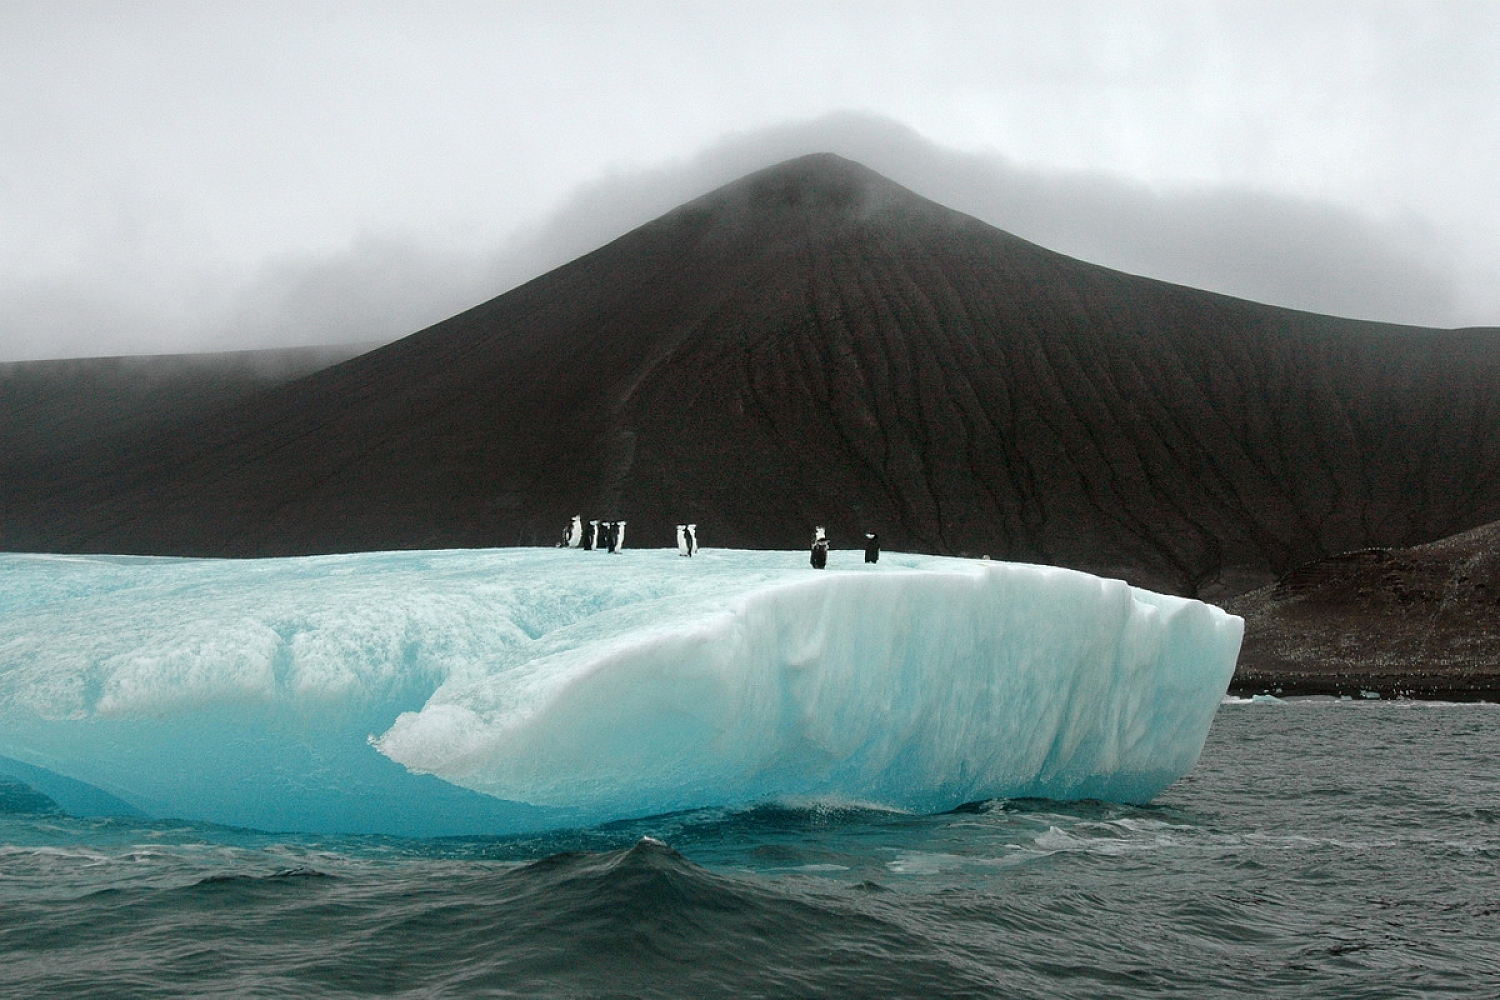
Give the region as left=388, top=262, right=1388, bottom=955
left=0, top=548, right=1242, bottom=837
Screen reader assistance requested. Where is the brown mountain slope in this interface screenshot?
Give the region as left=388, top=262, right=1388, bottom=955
left=4, top=154, right=1500, bottom=599
left=1228, top=521, right=1500, bottom=698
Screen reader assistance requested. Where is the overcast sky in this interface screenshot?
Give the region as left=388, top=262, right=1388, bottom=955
left=3, top=1, right=1498, bottom=363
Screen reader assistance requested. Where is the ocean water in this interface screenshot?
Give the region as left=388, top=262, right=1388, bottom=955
left=3, top=699, right=1497, bottom=999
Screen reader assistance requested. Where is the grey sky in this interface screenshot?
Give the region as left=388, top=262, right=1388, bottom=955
left=2, top=1, right=1497, bottom=362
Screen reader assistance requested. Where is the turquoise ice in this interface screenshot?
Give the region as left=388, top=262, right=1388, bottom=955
left=0, top=548, right=1242, bottom=836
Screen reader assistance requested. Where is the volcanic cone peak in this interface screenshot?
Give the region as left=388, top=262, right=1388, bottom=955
left=605, top=151, right=1021, bottom=280
left=673, top=152, right=929, bottom=223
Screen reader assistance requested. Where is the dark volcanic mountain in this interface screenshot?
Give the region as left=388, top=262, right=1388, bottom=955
left=5, top=154, right=1500, bottom=599
left=1229, top=520, right=1500, bottom=698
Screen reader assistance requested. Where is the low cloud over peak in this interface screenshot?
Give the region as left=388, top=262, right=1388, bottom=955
left=0, top=112, right=1487, bottom=363
left=513, top=113, right=1471, bottom=329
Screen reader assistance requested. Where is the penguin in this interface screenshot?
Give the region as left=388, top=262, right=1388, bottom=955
left=605, top=521, right=618, bottom=553
left=567, top=515, right=583, bottom=548
left=584, top=519, right=599, bottom=551
left=686, top=523, right=698, bottom=556
left=615, top=520, right=627, bottom=552
left=864, top=532, right=880, bottom=564
left=677, top=524, right=689, bottom=556
left=810, top=526, right=829, bottom=569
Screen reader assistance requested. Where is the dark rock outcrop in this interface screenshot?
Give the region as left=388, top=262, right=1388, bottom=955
left=4, top=154, right=1500, bottom=601
left=1229, top=521, right=1500, bottom=698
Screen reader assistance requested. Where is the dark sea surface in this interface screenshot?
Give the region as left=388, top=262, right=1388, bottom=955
left=3, top=699, right=1498, bottom=999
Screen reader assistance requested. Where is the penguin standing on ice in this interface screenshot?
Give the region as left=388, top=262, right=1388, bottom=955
left=615, top=520, right=627, bottom=552
left=583, top=520, right=599, bottom=550
left=566, top=515, right=583, bottom=548
left=864, top=532, right=880, bottom=564
left=677, top=523, right=699, bottom=557
left=685, top=523, right=697, bottom=556
left=810, top=526, right=829, bottom=569
left=676, top=524, right=688, bottom=556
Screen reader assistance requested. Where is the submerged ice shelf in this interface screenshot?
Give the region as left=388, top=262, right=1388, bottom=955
left=0, top=548, right=1242, bottom=836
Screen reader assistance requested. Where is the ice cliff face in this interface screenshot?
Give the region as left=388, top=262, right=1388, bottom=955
left=0, top=548, right=1241, bottom=836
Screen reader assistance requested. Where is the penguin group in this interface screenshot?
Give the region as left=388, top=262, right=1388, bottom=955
left=556, top=515, right=880, bottom=567
left=558, top=516, right=628, bottom=553
left=556, top=517, right=692, bottom=554
left=808, top=527, right=880, bottom=569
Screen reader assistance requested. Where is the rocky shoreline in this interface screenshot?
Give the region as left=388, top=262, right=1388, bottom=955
left=1227, top=672, right=1500, bottom=702
left=1227, top=520, right=1500, bottom=702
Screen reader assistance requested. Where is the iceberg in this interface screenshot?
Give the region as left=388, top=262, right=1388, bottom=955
left=0, top=548, right=1242, bottom=836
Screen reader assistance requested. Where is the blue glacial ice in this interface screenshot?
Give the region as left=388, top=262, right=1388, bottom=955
left=0, top=547, right=1242, bottom=836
